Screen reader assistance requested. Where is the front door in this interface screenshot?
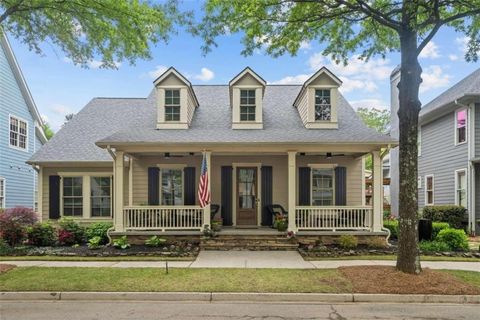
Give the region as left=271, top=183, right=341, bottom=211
left=236, top=167, right=258, bottom=226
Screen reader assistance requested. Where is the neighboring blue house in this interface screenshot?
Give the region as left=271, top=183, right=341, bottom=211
left=0, top=32, right=47, bottom=211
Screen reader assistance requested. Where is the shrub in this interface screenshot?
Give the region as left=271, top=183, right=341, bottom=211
left=26, top=223, right=56, bottom=246
left=383, top=220, right=399, bottom=239
left=0, top=238, right=13, bottom=255
left=432, top=222, right=450, bottom=239
left=85, top=222, right=112, bottom=245
left=0, top=207, right=37, bottom=246
left=113, top=236, right=130, bottom=250
left=436, top=228, right=469, bottom=251
left=58, top=218, right=84, bottom=244
left=87, top=236, right=102, bottom=249
left=366, top=237, right=387, bottom=249
left=145, top=236, right=166, bottom=247
left=423, top=205, right=466, bottom=229
left=419, top=240, right=451, bottom=252
left=338, top=235, right=358, bottom=249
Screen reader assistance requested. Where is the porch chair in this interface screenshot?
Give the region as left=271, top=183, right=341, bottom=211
left=210, top=204, right=220, bottom=220
left=266, top=204, right=288, bottom=228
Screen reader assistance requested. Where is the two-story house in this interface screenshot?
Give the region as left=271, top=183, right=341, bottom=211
left=29, top=66, right=395, bottom=243
left=390, top=67, right=480, bottom=235
left=0, top=32, right=47, bottom=211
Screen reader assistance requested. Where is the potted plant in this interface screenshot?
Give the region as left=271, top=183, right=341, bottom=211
left=211, top=218, right=223, bottom=232
left=274, top=213, right=288, bottom=231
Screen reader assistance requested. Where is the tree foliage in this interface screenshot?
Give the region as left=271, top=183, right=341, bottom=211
left=0, top=0, right=184, bottom=68
left=357, top=108, right=390, bottom=135
left=42, top=122, right=53, bottom=140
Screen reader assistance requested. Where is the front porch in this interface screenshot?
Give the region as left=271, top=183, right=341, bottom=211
left=111, top=147, right=386, bottom=236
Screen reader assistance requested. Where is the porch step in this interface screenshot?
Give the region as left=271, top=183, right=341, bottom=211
left=200, top=235, right=299, bottom=251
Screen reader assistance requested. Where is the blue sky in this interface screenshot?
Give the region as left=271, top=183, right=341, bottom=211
left=6, top=4, right=480, bottom=131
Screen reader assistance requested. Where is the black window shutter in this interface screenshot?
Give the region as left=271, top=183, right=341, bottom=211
left=335, top=166, right=347, bottom=205
left=49, top=175, right=60, bottom=219
left=221, top=166, right=233, bottom=226
left=298, top=167, right=311, bottom=205
left=261, top=166, right=273, bottom=226
left=148, top=167, right=160, bottom=205
left=183, top=167, right=196, bottom=205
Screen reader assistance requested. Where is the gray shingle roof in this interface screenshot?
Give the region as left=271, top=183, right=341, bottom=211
left=29, top=85, right=395, bottom=163
left=420, top=68, right=480, bottom=120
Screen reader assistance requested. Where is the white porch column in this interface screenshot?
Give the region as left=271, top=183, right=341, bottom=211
left=114, top=151, right=125, bottom=232
left=372, top=150, right=383, bottom=232
left=288, top=151, right=297, bottom=231
left=203, top=151, right=212, bottom=229
left=128, top=156, right=133, bottom=206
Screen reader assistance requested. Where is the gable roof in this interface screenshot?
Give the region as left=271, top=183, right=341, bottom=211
left=420, top=68, right=480, bottom=124
left=29, top=85, right=395, bottom=163
left=153, top=66, right=199, bottom=108
left=293, top=67, right=342, bottom=107
left=229, top=67, right=267, bottom=86
left=1, top=31, right=47, bottom=143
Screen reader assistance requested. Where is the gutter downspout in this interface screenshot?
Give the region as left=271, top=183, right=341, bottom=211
left=106, top=145, right=116, bottom=245
left=455, top=99, right=475, bottom=235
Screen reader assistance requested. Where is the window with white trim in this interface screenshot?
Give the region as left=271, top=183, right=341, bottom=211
left=425, top=175, right=434, bottom=205
left=311, top=168, right=334, bottom=205
left=0, top=178, right=5, bottom=209
left=160, top=169, right=183, bottom=205
left=240, top=89, right=256, bottom=121
left=455, top=109, right=467, bottom=144
left=455, top=170, right=467, bottom=208
left=315, top=89, right=332, bottom=121
left=90, top=177, right=112, bottom=217
left=63, top=177, right=83, bottom=216
left=9, top=116, right=27, bottom=149
left=164, top=89, right=181, bottom=121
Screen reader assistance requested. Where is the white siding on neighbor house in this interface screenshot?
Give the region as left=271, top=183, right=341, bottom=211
left=418, top=111, right=469, bottom=209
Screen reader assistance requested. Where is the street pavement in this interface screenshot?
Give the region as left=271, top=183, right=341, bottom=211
left=1, top=301, right=477, bottom=320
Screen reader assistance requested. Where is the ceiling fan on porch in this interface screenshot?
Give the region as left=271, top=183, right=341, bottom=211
left=300, top=152, right=346, bottom=159
left=163, top=152, right=185, bottom=159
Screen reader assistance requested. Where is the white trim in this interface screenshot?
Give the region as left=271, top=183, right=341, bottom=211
left=0, top=177, right=5, bottom=209
left=8, top=114, right=29, bottom=152
left=304, top=67, right=342, bottom=87
left=310, top=166, right=336, bottom=206
left=229, top=67, right=267, bottom=87
left=454, top=168, right=467, bottom=207
left=158, top=167, right=184, bottom=206
left=424, top=174, right=435, bottom=206
left=308, top=163, right=337, bottom=169
left=454, top=108, right=468, bottom=146
left=361, top=156, right=366, bottom=206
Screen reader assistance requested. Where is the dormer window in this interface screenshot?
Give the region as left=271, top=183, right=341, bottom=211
left=293, top=67, right=342, bottom=129
left=165, top=89, right=181, bottom=121
left=315, top=89, right=331, bottom=121
left=240, top=90, right=256, bottom=121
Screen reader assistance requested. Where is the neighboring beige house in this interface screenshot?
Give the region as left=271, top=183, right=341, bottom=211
left=28, top=67, right=395, bottom=239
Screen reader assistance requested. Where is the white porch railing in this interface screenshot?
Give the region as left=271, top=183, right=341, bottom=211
left=124, top=206, right=204, bottom=231
left=295, top=206, right=373, bottom=231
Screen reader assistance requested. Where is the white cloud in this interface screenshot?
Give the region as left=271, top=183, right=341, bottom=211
left=63, top=57, right=121, bottom=69
left=419, top=41, right=440, bottom=59
left=148, top=65, right=168, bottom=79
left=271, top=74, right=311, bottom=84
left=456, top=36, right=469, bottom=54
left=193, top=67, right=215, bottom=82
left=299, top=41, right=312, bottom=51
left=420, top=65, right=451, bottom=93
left=448, top=54, right=459, bottom=61
left=350, top=99, right=388, bottom=110
left=45, top=104, right=76, bottom=131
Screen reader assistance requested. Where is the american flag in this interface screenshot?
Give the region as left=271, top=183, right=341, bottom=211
left=198, top=152, right=210, bottom=208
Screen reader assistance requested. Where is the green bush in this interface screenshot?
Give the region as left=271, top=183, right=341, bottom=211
left=432, top=222, right=450, bottom=239
left=419, top=240, right=451, bottom=252
left=58, top=218, right=84, bottom=244
left=26, top=223, right=56, bottom=246
left=85, top=222, right=112, bottom=245
left=338, top=235, right=358, bottom=249
left=113, top=236, right=130, bottom=250
left=436, top=228, right=469, bottom=251
left=422, top=205, right=466, bottom=229
left=0, top=238, right=13, bottom=255
left=145, top=236, right=166, bottom=247
left=87, top=236, right=102, bottom=249
left=383, top=220, right=399, bottom=239
left=365, top=237, right=387, bottom=249
left=0, top=207, right=37, bottom=246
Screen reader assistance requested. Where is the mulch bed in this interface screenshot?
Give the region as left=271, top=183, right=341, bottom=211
left=339, top=266, right=480, bottom=295
left=0, top=264, right=16, bottom=274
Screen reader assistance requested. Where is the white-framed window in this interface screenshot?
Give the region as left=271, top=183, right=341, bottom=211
left=311, top=168, right=335, bottom=206
left=62, top=177, right=83, bottom=216
left=425, top=175, right=434, bottom=205
left=164, top=89, right=181, bottom=121
left=0, top=178, right=5, bottom=209
left=455, top=169, right=467, bottom=208
left=314, top=89, right=332, bottom=121
left=160, top=168, right=183, bottom=205
left=90, top=177, right=112, bottom=217
left=240, top=89, right=256, bottom=121
left=455, top=109, right=467, bottom=145
left=9, top=115, right=28, bottom=150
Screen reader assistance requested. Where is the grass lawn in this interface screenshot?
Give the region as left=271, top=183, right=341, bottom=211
left=303, top=255, right=480, bottom=262
left=0, top=267, right=350, bottom=293
left=0, top=267, right=479, bottom=293
left=0, top=256, right=195, bottom=262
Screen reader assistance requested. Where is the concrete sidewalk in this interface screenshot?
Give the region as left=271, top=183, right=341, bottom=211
left=2, top=251, right=480, bottom=271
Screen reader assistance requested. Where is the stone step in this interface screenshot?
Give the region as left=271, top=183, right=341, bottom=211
left=200, top=236, right=299, bottom=251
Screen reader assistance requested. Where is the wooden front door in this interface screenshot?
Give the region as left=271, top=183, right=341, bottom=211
left=236, top=167, right=258, bottom=226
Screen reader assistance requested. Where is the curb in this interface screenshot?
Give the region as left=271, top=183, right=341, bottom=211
left=1, top=292, right=479, bottom=303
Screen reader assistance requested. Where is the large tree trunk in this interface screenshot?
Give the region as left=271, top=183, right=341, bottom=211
left=396, top=28, right=422, bottom=274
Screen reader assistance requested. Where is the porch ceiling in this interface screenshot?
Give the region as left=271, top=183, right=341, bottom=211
left=127, top=151, right=368, bottom=159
